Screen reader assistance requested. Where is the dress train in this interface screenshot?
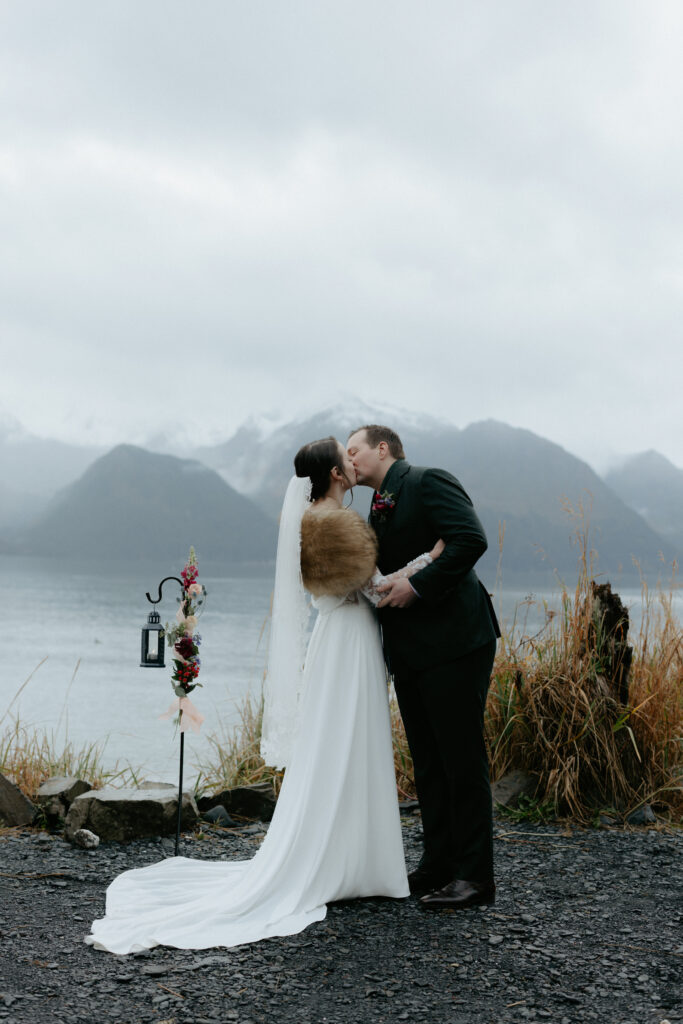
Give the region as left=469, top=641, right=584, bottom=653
left=86, top=594, right=408, bottom=954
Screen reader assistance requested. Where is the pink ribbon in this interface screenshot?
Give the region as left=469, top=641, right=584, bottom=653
left=160, top=696, right=204, bottom=734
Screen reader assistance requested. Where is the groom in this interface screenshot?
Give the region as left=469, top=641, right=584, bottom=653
left=347, top=424, right=500, bottom=909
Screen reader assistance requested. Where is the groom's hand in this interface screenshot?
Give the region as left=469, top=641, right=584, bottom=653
left=376, top=578, right=418, bottom=609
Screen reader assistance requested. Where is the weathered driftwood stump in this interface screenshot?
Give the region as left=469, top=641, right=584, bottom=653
left=585, top=581, right=633, bottom=705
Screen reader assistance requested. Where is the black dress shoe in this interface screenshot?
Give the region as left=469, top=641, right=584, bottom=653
left=419, top=878, right=496, bottom=910
left=407, top=867, right=452, bottom=896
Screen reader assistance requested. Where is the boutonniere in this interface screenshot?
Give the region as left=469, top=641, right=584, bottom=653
left=371, top=490, right=396, bottom=521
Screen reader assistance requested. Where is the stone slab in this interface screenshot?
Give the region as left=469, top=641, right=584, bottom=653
left=36, top=776, right=92, bottom=807
left=491, top=770, right=538, bottom=809
left=64, top=785, right=198, bottom=843
left=0, top=773, right=37, bottom=826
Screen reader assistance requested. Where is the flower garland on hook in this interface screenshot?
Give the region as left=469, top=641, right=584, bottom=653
left=160, top=547, right=206, bottom=734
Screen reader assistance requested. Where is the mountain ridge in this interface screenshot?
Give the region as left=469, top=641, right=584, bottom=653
left=2, top=407, right=680, bottom=582
left=604, top=450, right=683, bottom=554
left=15, top=444, right=278, bottom=565
left=190, top=410, right=680, bottom=581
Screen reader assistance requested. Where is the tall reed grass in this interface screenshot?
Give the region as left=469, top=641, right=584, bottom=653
left=486, top=535, right=681, bottom=821
left=197, top=532, right=681, bottom=823
left=0, top=717, right=142, bottom=797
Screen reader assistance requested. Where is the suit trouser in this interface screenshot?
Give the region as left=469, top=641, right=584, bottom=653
left=393, top=639, right=497, bottom=882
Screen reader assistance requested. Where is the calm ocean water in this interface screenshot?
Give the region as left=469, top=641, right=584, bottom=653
left=2, top=556, right=680, bottom=785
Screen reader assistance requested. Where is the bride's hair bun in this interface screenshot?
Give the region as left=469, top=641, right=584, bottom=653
left=294, top=436, right=350, bottom=501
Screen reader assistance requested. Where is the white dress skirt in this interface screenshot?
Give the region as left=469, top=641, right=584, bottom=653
left=86, top=593, right=409, bottom=954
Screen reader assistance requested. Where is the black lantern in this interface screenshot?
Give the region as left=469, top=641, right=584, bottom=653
left=140, top=608, right=165, bottom=667
left=140, top=576, right=183, bottom=669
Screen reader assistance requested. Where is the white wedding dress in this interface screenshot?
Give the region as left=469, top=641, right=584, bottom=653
left=86, top=589, right=409, bottom=954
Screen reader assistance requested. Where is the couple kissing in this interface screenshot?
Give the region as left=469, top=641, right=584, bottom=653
left=87, top=424, right=500, bottom=955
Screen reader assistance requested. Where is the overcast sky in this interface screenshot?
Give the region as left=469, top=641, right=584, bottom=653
left=1, top=1, right=682, bottom=470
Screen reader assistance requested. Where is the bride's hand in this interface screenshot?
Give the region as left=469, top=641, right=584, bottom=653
left=430, top=538, right=445, bottom=559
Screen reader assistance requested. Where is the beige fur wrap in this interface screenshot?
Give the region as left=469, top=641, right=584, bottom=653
left=300, top=508, right=377, bottom=597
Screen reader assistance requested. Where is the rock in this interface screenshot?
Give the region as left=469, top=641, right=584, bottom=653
left=72, top=828, right=100, bottom=849
left=137, top=781, right=176, bottom=791
left=41, top=797, right=67, bottom=826
left=36, top=776, right=92, bottom=807
left=202, top=805, right=236, bottom=827
left=398, top=799, right=421, bottom=814
left=198, top=782, right=277, bottom=822
left=626, top=804, right=656, bottom=825
left=491, top=770, right=538, bottom=809
left=0, top=773, right=37, bottom=826
left=64, top=786, right=198, bottom=842
left=36, top=776, right=92, bottom=827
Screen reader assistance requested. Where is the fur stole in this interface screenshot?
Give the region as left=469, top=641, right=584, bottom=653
left=300, top=508, right=377, bottom=597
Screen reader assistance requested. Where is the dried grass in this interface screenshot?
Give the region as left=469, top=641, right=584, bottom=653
left=193, top=688, right=283, bottom=799
left=199, top=524, right=680, bottom=823
left=487, top=527, right=682, bottom=822
left=0, top=716, right=142, bottom=797
left=390, top=694, right=415, bottom=799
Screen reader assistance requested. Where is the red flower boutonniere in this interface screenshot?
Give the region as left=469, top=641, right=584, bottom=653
left=371, top=490, right=396, bottom=522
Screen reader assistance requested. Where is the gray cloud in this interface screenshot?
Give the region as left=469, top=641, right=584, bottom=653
left=1, top=0, right=681, bottom=468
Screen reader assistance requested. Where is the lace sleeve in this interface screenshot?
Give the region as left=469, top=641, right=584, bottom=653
left=361, top=553, right=433, bottom=606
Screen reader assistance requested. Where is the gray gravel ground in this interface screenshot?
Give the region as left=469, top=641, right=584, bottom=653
left=0, top=816, right=681, bottom=1024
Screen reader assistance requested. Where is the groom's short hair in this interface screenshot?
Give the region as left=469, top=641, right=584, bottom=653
left=349, top=424, right=405, bottom=460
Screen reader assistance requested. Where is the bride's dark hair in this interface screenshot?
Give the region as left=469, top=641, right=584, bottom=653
left=294, top=436, right=352, bottom=502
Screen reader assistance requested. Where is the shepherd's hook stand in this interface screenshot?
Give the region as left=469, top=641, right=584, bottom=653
left=145, top=576, right=185, bottom=856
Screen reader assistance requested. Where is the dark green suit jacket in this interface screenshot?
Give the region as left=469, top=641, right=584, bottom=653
left=371, top=460, right=500, bottom=673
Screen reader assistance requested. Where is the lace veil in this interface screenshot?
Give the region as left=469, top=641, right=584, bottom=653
left=260, top=474, right=312, bottom=768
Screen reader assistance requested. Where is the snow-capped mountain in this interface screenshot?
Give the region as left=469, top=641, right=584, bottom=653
left=192, top=399, right=455, bottom=503
left=189, top=405, right=680, bottom=580
left=2, top=400, right=680, bottom=582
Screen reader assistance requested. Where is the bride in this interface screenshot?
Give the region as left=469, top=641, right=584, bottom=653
left=86, top=437, right=442, bottom=954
